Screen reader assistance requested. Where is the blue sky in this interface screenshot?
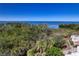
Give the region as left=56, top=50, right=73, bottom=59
left=0, top=3, right=79, bottom=21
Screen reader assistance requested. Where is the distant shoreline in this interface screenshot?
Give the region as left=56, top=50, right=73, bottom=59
left=0, top=21, right=79, bottom=24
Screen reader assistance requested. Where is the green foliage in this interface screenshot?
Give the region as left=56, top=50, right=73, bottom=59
left=0, top=23, right=75, bottom=56
left=59, top=24, right=79, bottom=30
left=27, top=48, right=35, bottom=56
left=46, top=47, right=64, bottom=56
left=11, top=47, right=27, bottom=56
left=54, top=36, right=66, bottom=49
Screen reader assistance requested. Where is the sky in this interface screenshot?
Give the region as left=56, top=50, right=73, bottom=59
left=0, top=3, right=79, bottom=21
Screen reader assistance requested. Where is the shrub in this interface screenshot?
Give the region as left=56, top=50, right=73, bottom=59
left=46, top=47, right=64, bottom=56
left=54, top=36, right=66, bottom=49
left=27, top=48, right=35, bottom=56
